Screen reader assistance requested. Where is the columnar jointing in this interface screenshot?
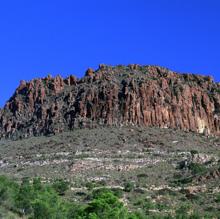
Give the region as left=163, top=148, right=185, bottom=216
left=0, top=64, right=220, bottom=139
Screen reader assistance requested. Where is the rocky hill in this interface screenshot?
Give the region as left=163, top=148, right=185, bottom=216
left=1, top=64, right=220, bottom=139
left=0, top=65, right=220, bottom=218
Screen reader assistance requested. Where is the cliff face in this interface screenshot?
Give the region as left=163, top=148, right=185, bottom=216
left=1, top=64, right=220, bottom=139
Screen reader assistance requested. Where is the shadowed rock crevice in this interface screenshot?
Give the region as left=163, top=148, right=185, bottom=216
left=0, top=64, right=220, bottom=139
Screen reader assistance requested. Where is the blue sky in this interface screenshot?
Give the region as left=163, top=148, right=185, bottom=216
left=0, top=0, right=219, bottom=107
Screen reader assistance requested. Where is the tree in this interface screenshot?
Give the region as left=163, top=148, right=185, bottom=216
left=83, top=189, right=130, bottom=219
left=0, top=175, right=19, bottom=216
left=32, top=187, right=69, bottom=219
left=32, top=200, right=53, bottom=219
left=15, top=178, right=34, bottom=215
left=33, top=178, right=43, bottom=192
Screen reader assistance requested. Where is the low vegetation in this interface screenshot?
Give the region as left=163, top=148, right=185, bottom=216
left=0, top=127, right=220, bottom=218
left=0, top=175, right=219, bottom=219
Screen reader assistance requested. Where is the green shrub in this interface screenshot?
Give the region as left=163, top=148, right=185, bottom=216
left=190, top=150, right=198, bottom=155
left=33, top=178, right=43, bottom=191
left=124, top=181, right=135, bottom=192
left=0, top=175, right=19, bottom=211
left=83, top=190, right=130, bottom=219
left=134, top=197, right=155, bottom=215
left=188, top=163, right=207, bottom=175
left=15, top=178, right=34, bottom=215
left=215, top=193, right=220, bottom=203
left=175, top=203, right=191, bottom=219
left=52, top=179, right=69, bottom=195
left=85, top=181, right=96, bottom=191
left=31, top=187, right=69, bottom=219
left=0, top=175, right=218, bottom=219
left=111, top=188, right=123, bottom=198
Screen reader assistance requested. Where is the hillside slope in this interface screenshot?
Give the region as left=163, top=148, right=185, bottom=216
left=0, top=126, right=220, bottom=217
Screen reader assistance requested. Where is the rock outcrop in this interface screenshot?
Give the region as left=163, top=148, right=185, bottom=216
left=0, top=64, right=220, bottom=139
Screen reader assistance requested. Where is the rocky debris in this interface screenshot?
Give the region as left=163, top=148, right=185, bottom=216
left=149, top=184, right=181, bottom=192
left=20, top=159, right=69, bottom=167
left=198, top=169, right=220, bottom=182
left=191, top=153, right=218, bottom=164
left=1, top=64, right=220, bottom=139
left=0, top=160, right=9, bottom=168
left=69, top=157, right=162, bottom=174
left=178, top=152, right=218, bottom=170
left=184, top=185, right=207, bottom=195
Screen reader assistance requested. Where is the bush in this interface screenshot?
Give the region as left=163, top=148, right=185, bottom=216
left=83, top=190, right=130, bottom=219
left=15, top=178, right=34, bottom=215
left=31, top=187, right=69, bottom=219
left=215, top=193, right=220, bottom=203
left=188, top=163, right=207, bottom=175
left=85, top=181, right=96, bottom=191
left=0, top=176, right=71, bottom=218
left=124, top=182, right=135, bottom=192
left=52, top=179, right=69, bottom=195
left=0, top=175, right=19, bottom=210
left=111, top=188, right=123, bottom=198
left=0, top=175, right=218, bottom=219
left=134, top=197, right=155, bottom=215
left=33, top=178, right=43, bottom=191
left=190, top=150, right=198, bottom=155
left=176, top=203, right=191, bottom=215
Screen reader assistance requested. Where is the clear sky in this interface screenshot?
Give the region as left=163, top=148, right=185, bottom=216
left=0, top=0, right=219, bottom=107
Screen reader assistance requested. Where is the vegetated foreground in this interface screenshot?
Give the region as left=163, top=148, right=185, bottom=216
left=0, top=126, right=220, bottom=218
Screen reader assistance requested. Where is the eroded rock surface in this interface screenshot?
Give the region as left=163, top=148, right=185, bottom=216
left=1, top=65, right=220, bottom=139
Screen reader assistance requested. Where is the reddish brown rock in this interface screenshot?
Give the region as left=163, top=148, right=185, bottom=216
left=65, top=75, right=77, bottom=86
left=128, top=64, right=140, bottom=70
left=17, top=80, right=27, bottom=92
left=52, top=75, right=64, bottom=94
left=0, top=65, right=220, bottom=139
left=85, top=68, right=94, bottom=77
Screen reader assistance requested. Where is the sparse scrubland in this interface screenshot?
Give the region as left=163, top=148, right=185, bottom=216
left=0, top=127, right=220, bottom=218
